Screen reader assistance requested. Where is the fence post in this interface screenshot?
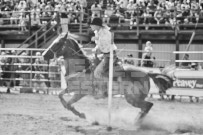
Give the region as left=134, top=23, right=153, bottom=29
left=136, top=8, right=139, bottom=37
left=28, top=11, right=32, bottom=36
left=35, top=32, right=38, bottom=48
left=79, top=11, right=82, bottom=44
left=56, top=11, right=61, bottom=34
left=30, top=50, right=33, bottom=89
left=108, top=32, right=114, bottom=130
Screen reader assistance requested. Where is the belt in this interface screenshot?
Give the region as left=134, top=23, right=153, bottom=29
left=103, top=51, right=116, bottom=55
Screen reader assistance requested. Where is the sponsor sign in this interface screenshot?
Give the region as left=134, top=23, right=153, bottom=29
left=173, top=78, right=203, bottom=89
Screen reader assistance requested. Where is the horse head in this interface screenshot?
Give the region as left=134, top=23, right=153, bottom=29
left=43, top=32, right=88, bottom=59
left=43, top=33, right=68, bottom=60
left=43, top=32, right=92, bottom=74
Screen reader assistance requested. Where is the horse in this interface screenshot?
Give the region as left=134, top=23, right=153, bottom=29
left=43, top=32, right=173, bottom=124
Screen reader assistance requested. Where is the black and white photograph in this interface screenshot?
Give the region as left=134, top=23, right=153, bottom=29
left=0, top=0, right=203, bottom=134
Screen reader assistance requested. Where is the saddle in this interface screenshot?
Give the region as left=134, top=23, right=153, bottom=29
left=92, top=54, right=123, bottom=78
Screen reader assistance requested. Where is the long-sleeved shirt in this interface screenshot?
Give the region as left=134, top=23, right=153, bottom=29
left=94, top=26, right=117, bottom=53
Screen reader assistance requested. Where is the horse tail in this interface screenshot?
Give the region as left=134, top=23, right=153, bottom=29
left=148, top=73, right=173, bottom=94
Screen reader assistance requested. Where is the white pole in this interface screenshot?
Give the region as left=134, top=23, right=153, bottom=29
left=108, top=32, right=114, bottom=129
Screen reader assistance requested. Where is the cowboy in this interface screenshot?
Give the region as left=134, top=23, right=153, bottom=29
left=90, top=17, right=117, bottom=79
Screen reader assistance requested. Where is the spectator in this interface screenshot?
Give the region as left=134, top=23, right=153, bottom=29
left=74, top=1, right=84, bottom=22
left=144, top=41, right=153, bottom=52
left=141, top=41, right=154, bottom=67
left=168, top=11, right=177, bottom=29
left=45, top=2, right=54, bottom=16
left=165, top=0, right=175, bottom=11
left=191, top=0, right=199, bottom=11
left=10, top=7, right=19, bottom=25
left=31, top=5, right=41, bottom=26
left=126, top=0, right=136, bottom=19
left=41, top=3, right=49, bottom=24
left=0, top=51, right=11, bottom=91
left=19, top=51, right=30, bottom=86
left=19, top=14, right=28, bottom=31
left=33, top=52, right=48, bottom=74
left=33, top=52, right=48, bottom=93
left=0, top=51, right=7, bottom=64
left=91, top=1, right=102, bottom=20
left=190, top=1, right=200, bottom=23
left=190, top=62, right=199, bottom=70
left=119, top=0, right=129, bottom=9
left=124, top=54, right=135, bottom=65
left=7, top=50, right=20, bottom=92
left=176, top=0, right=182, bottom=12
left=181, top=0, right=190, bottom=11
left=147, top=0, right=157, bottom=17
left=189, top=10, right=199, bottom=23
left=1, top=4, right=12, bottom=24
left=117, top=1, right=127, bottom=14
left=180, top=54, right=191, bottom=68
left=143, top=7, right=153, bottom=29
left=17, top=0, right=27, bottom=12
left=49, top=56, right=61, bottom=88
left=141, top=49, right=154, bottom=67
left=114, top=4, right=125, bottom=18
left=154, top=7, right=164, bottom=24
left=60, top=4, right=69, bottom=33
left=79, top=0, right=87, bottom=9
left=103, top=3, right=114, bottom=23
left=0, top=51, right=6, bottom=83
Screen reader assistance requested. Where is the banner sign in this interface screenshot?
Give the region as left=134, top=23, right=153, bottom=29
left=173, top=78, right=203, bottom=89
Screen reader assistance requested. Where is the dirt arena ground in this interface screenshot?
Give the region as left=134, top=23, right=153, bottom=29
left=0, top=92, right=203, bottom=135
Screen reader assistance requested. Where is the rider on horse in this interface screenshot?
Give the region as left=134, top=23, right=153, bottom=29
left=90, top=17, right=117, bottom=79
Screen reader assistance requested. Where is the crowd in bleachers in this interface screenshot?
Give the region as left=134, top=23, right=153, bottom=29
left=0, top=0, right=203, bottom=31
left=0, top=0, right=87, bottom=31
left=90, top=0, right=203, bottom=30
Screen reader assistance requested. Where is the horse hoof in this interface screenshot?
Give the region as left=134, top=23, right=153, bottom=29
left=79, top=113, right=86, bottom=119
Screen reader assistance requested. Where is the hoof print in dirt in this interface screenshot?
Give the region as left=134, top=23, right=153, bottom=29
left=92, top=121, right=100, bottom=126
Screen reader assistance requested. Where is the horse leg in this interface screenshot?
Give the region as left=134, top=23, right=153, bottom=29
left=125, top=93, right=153, bottom=125
left=134, top=100, right=153, bottom=124
left=58, top=89, right=86, bottom=119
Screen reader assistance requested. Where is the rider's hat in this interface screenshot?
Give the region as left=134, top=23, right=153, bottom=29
left=90, top=18, right=103, bottom=27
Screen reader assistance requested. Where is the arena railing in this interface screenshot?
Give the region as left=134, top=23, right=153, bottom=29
left=83, top=48, right=173, bottom=67
left=17, top=19, right=58, bottom=48
left=173, top=51, right=203, bottom=65
left=0, top=48, right=62, bottom=94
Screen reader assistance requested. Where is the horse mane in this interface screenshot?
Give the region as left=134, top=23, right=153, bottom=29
left=67, top=33, right=94, bottom=61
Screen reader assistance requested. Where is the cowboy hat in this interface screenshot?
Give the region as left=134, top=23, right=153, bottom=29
left=90, top=18, right=103, bottom=27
